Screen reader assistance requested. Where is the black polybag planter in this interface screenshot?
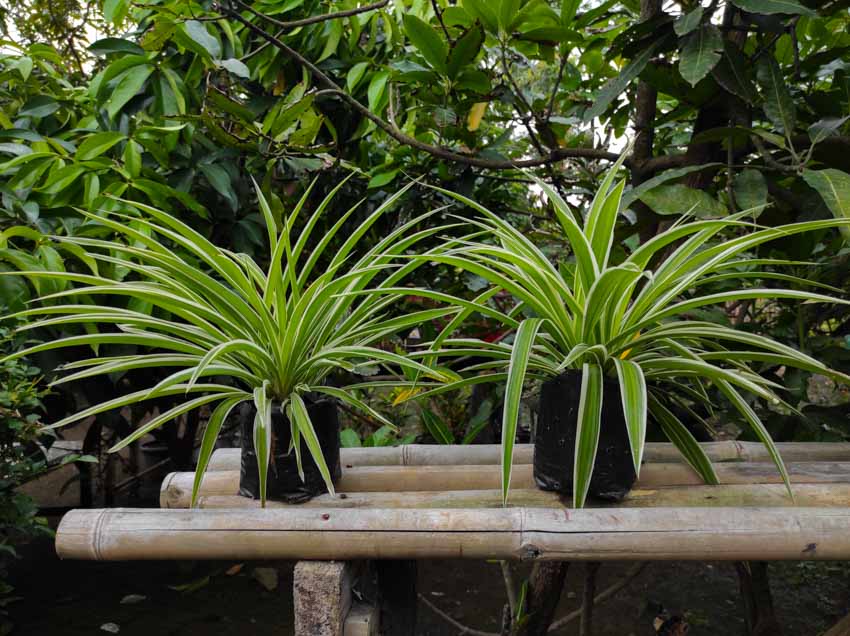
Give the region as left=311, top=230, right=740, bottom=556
left=534, top=370, right=636, bottom=501
left=239, top=397, right=342, bottom=503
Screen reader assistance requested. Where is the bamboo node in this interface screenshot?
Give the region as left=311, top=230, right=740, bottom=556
left=92, top=509, right=107, bottom=561
left=520, top=544, right=541, bottom=561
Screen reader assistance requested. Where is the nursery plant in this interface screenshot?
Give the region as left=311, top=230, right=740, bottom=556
left=0, top=178, right=455, bottom=506
left=402, top=161, right=850, bottom=508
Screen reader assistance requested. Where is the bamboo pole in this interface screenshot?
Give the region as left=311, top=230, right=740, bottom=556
left=189, top=484, right=850, bottom=510
left=55, top=506, right=850, bottom=562
left=206, top=442, right=850, bottom=471
left=161, top=461, right=850, bottom=508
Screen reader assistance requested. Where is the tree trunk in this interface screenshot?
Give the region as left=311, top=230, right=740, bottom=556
left=511, top=562, right=570, bottom=636
left=735, top=561, right=783, bottom=636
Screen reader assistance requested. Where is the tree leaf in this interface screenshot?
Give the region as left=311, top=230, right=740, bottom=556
left=757, top=56, right=796, bottom=134
left=447, top=22, right=484, bottom=80
left=367, top=168, right=399, bottom=189
left=103, top=0, right=131, bottom=25
left=184, top=20, right=221, bottom=60
left=367, top=70, right=389, bottom=112
left=498, top=0, right=522, bottom=33
left=106, top=65, right=153, bottom=119
left=638, top=183, right=727, bottom=217
left=199, top=163, right=238, bottom=212
left=403, top=14, right=447, bottom=74
left=123, top=140, right=142, bottom=178
left=317, top=19, right=342, bottom=63
left=347, top=62, right=370, bottom=91
left=38, top=164, right=86, bottom=195
left=733, top=168, right=768, bottom=216
left=584, top=41, right=660, bottom=121
left=220, top=58, right=250, bottom=79
left=76, top=131, right=125, bottom=161
left=462, top=0, right=499, bottom=34
left=803, top=169, right=850, bottom=240
left=711, top=43, right=759, bottom=103
left=467, top=101, right=487, bottom=131
left=19, top=96, right=59, bottom=118
left=674, top=7, right=703, bottom=36
left=729, top=0, right=815, bottom=15
left=340, top=428, right=362, bottom=448
left=679, top=25, right=723, bottom=87
left=622, top=163, right=723, bottom=208
left=12, top=56, right=33, bottom=80
left=89, top=38, right=145, bottom=56
left=808, top=116, right=849, bottom=146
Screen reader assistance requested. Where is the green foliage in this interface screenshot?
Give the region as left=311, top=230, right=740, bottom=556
left=0, top=324, right=53, bottom=630
left=0, top=0, right=849, bottom=515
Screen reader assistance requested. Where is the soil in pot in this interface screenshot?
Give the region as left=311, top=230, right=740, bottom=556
left=238, top=397, right=342, bottom=503
left=534, top=370, right=636, bottom=501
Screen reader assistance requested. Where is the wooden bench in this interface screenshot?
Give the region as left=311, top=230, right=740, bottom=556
left=56, top=441, right=850, bottom=635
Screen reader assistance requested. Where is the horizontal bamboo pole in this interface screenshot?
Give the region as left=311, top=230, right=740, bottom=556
left=191, top=484, right=850, bottom=510
left=206, top=442, right=850, bottom=471
left=56, top=506, right=850, bottom=562
left=161, top=461, right=850, bottom=508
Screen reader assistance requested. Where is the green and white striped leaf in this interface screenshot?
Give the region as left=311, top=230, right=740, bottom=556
left=501, top=318, right=543, bottom=505
left=573, top=363, right=603, bottom=509
left=613, top=358, right=647, bottom=475
left=289, top=392, right=336, bottom=496
left=192, top=396, right=247, bottom=507
left=649, top=396, right=718, bottom=485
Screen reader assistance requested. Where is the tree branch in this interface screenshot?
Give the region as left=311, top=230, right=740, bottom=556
left=579, top=562, right=601, bottom=636
left=544, top=54, right=569, bottom=123
left=418, top=593, right=498, bottom=636
left=431, top=0, right=451, bottom=41
left=225, top=1, right=625, bottom=171
left=548, top=563, right=647, bottom=632
left=235, top=0, right=389, bottom=30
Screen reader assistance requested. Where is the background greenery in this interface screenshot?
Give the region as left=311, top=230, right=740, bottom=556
left=0, top=0, right=849, bottom=619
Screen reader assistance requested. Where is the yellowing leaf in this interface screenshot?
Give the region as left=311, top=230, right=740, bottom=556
left=467, top=102, right=487, bottom=131
left=393, top=387, right=422, bottom=405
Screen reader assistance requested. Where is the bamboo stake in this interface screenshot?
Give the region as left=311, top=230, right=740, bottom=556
left=206, top=442, right=850, bottom=471
left=187, top=484, right=850, bottom=510
left=55, top=507, right=850, bottom=562
left=161, top=461, right=850, bottom=507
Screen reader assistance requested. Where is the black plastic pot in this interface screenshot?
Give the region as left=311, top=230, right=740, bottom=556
left=534, top=370, right=636, bottom=501
left=238, top=396, right=342, bottom=503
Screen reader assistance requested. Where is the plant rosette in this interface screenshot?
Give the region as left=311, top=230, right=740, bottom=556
left=398, top=157, right=850, bottom=508
left=1, top=176, right=456, bottom=506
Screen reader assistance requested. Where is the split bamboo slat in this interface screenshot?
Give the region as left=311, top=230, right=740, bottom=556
left=56, top=506, right=850, bottom=562
left=160, top=461, right=850, bottom=508
left=205, top=442, right=850, bottom=471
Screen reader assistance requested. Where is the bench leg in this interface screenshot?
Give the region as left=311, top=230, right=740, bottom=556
left=294, top=561, right=354, bottom=636
left=293, top=561, right=381, bottom=636
left=293, top=560, right=416, bottom=636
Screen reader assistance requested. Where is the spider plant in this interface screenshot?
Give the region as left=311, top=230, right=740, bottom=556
left=1, top=177, right=455, bottom=506
left=402, top=160, right=850, bottom=508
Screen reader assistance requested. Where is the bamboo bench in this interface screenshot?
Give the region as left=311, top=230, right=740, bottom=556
left=56, top=441, right=850, bottom=635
